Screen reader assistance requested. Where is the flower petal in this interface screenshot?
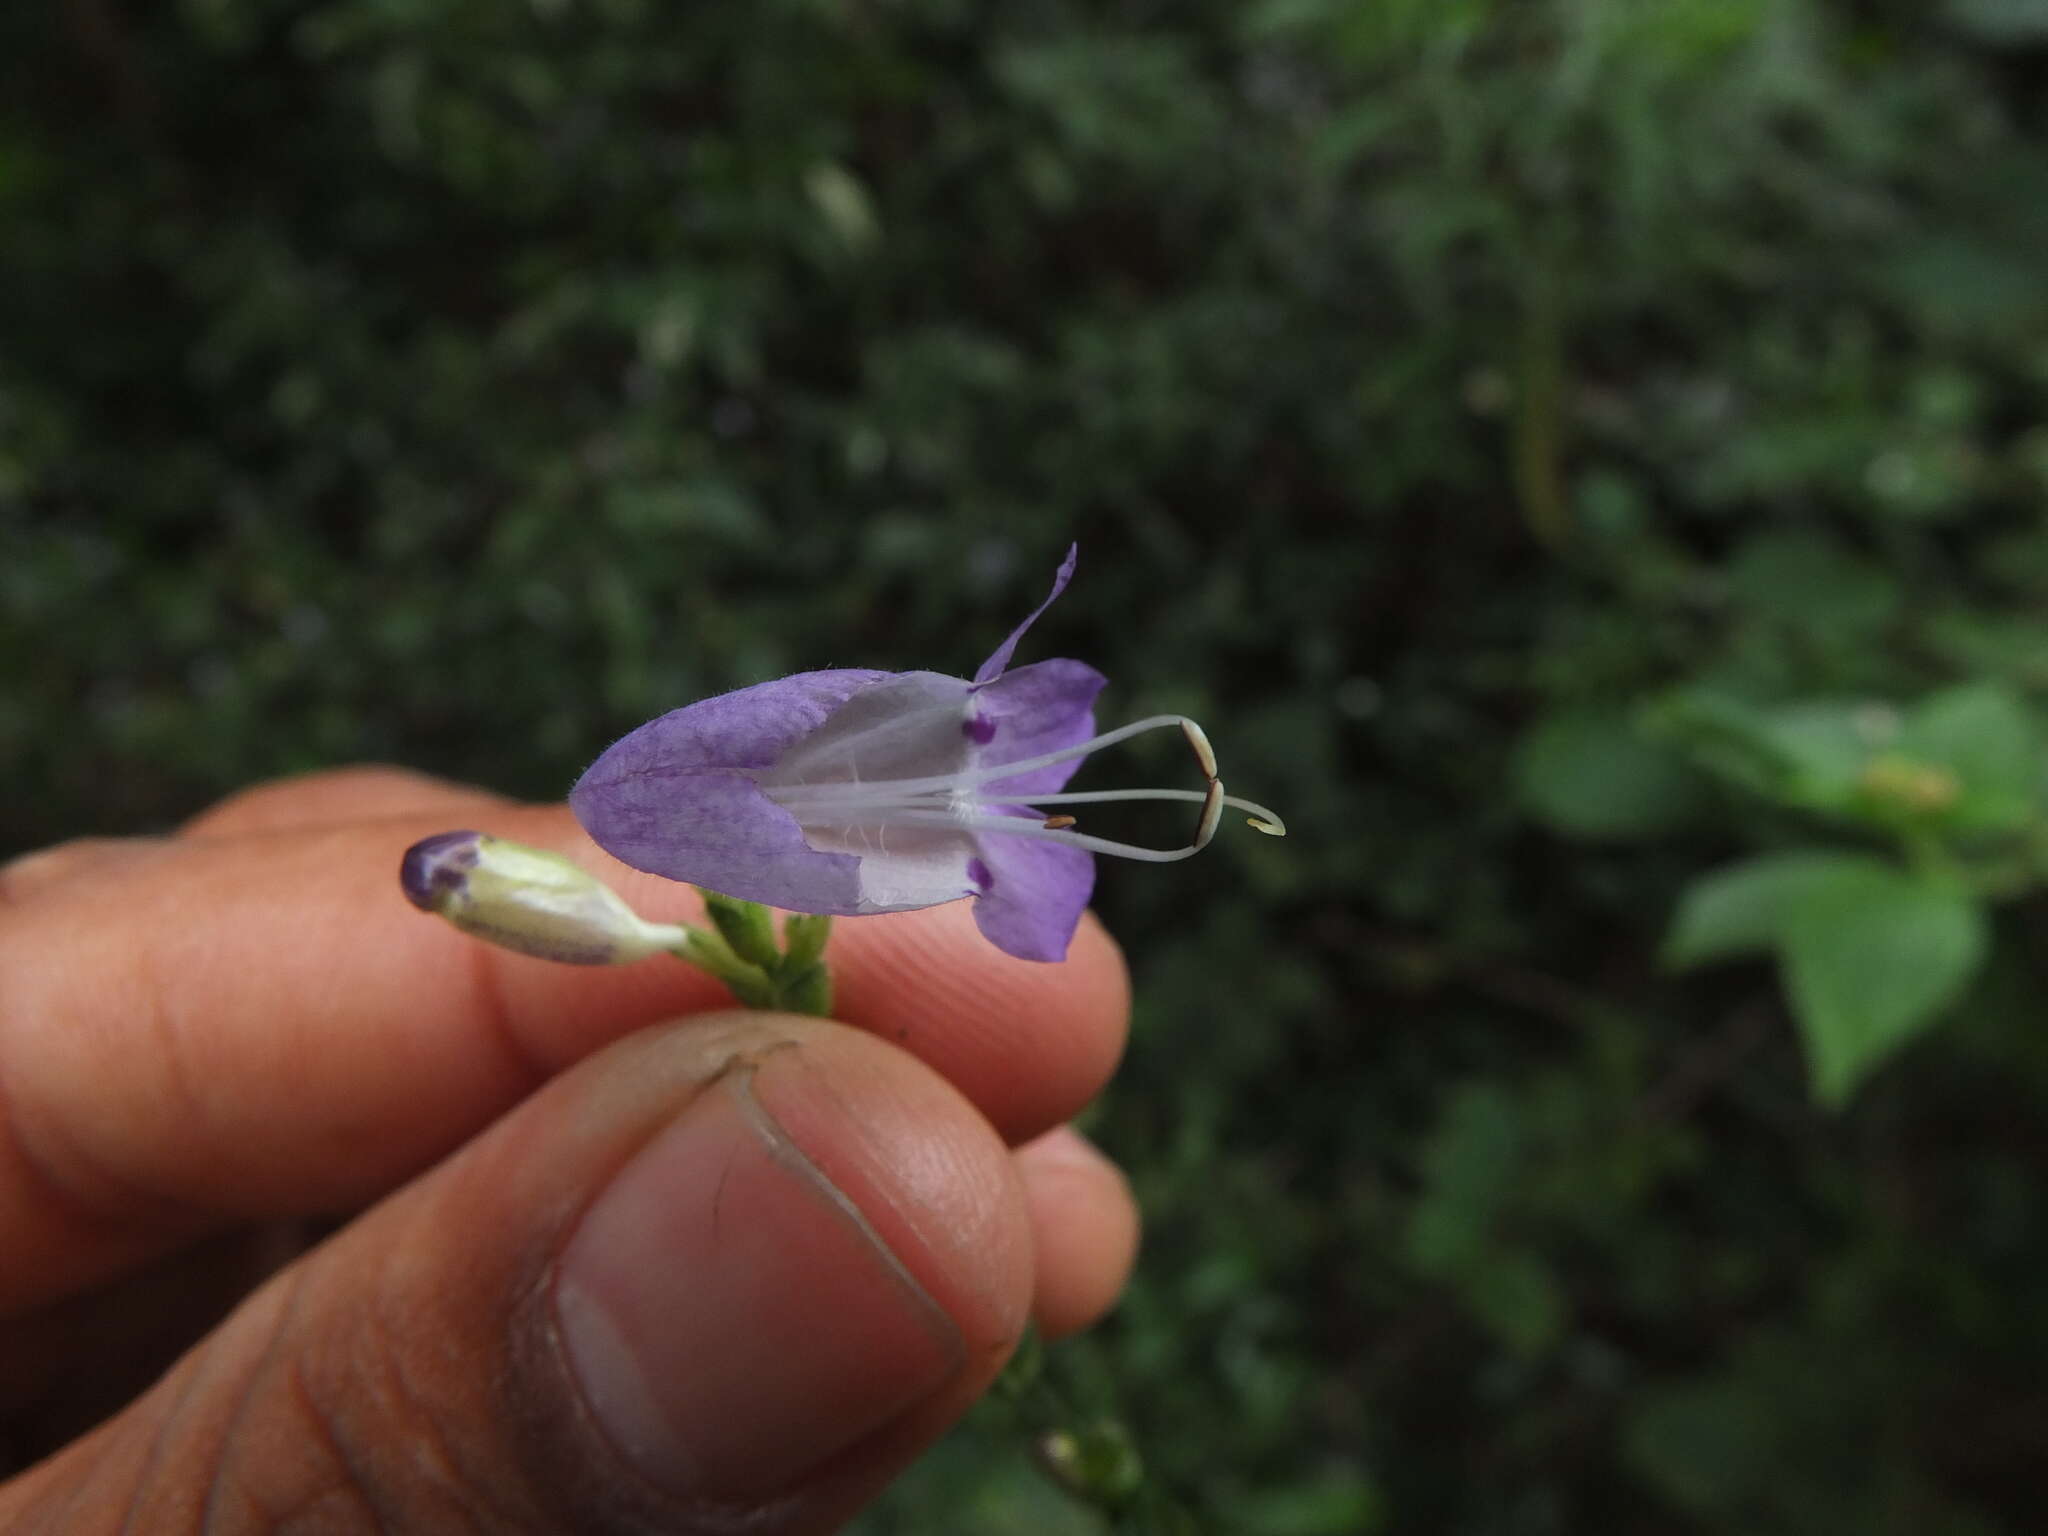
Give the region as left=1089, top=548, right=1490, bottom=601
left=970, top=657, right=1107, bottom=798
left=584, top=669, right=893, bottom=773
left=972, top=543, right=1078, bottom=685
left=761, top=670, right=975, bottom=790
left=969, top=811, right=1096, bottom=962
left=799, top=817, right=983, bottom=913
left=571, top=669, right=890, bottom=912
left=573, top=767, right=867, bottom=913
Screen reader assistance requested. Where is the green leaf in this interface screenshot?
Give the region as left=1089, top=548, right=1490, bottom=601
left=1462, top=1249, right=1566, bottom=1358
left=1648, top=691, right=1902, bottom=818
left=1644, top=690, right=1803, bottom=802
left=1898, top=682, right=2042, bottom=832
left=1727, top=529, right=1900, bottom=636
left=1406, top=1080, right=1519, bottom=1273
left=1946, top=0, right=2048, bottom=44
left=1663, top=850, right=1893, bottom=969
left=1514, top=709, right=1705, bottom=841
left=1761, top=702, right=1894, bottom=813
left=1625, top=1372, right=1780, bottom=1518
left=1780, top=867, right=1987, bottom=1107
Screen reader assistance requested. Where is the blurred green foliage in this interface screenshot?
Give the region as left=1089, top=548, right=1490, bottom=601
left=7, top=0, right=2048, bottom=1530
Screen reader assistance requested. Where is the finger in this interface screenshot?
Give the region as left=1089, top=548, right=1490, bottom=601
left=251, top=795, right=1129, bottom=1132
left=0, top=837, right=171, bottom=905
left=1, top=1015, right=1038, bottom=1534
left=0, top=765, right=487, bottom=905
left=176, top=768, right=1129, bottom=1131
left=0, top=802, right=1128, bottom=1310
left=0, top=1223, right=312, bottom=1457
left=179, top=765, right=516, bottom=839
left=1017, top=1126, right=1140, bottom=1339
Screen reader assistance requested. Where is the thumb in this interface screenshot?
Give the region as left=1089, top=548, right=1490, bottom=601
left=4, top=1014, right=1033, bottom=1534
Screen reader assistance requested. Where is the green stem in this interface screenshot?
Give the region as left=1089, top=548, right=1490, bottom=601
left=672, top=925, right=779, bottom=1008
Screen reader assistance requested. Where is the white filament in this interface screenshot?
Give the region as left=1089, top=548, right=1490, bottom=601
left=760, top=712, right=1286, bottom=862
left=766, top=715, right=1210, bottom=802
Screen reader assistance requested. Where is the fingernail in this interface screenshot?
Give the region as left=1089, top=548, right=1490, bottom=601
left=554, top=1060, right=963, bottom=1500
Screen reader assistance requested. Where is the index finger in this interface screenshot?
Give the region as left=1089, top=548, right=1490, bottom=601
left=0, top=772, right=1128, bottom=1311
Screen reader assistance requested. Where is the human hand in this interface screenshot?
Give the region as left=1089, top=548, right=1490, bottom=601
left=0, top=767, right=1137, bottom=1533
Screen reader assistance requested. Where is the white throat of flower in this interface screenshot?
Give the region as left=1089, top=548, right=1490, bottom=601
left=762, top=714, right=1286, bottom=863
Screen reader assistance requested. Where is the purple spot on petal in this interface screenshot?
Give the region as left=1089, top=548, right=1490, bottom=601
left=401, top=830, right=481, bottom=912
left=963, top=714, right=998, bottom=746
left=967, top=857, right=994, bottom=893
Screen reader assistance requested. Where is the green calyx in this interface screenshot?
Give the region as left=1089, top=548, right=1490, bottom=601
left=680, top=892, right=835, bottom=1016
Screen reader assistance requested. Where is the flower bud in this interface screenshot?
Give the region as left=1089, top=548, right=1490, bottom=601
left=400, top=830, right=687, bottom=965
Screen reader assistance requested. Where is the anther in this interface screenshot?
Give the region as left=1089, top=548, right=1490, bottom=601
left=1247, top=815, right=1286, bottom=836
left=1181, top=719, right=1218, bottom=781
left=1043, top=814, right=1077, bottom=830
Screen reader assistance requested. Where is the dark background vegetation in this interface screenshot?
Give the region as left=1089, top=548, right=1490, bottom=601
left=7, top=1, right=2048, bottom=1531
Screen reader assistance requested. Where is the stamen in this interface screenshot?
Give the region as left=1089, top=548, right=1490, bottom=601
left=855, top=808, right=1217, bottom=863
left=758, top=708, right=1291, bottom=847
left=764, top=715, right=1216, bottom=803
left=975, top=786, right=1286, bottom=832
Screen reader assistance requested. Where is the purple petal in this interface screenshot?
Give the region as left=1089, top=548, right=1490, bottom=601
left=971, top=657, right=1106, bottom=797
left=572, top=670, right=889, bottom=912
left=970, top=811, right=1096, bottom=962
left=574, top=765, right=866, bottom=913
left=973, top=543, right=1078, bottom=685
left=589, top=669, right=892, bottom=773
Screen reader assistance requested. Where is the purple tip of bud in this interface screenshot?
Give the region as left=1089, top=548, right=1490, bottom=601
left=963, top=714, right=998, bottom=746
left=401, top=830, right=483, bottom=912
left=967, top=856, right=994, bottom=893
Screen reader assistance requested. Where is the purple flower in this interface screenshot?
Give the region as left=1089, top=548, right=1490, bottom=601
left=570, top=546, right=1283, bottom=962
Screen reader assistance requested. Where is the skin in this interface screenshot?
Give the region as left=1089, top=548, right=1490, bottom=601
left=0, top=767, right=1139, bottom=1534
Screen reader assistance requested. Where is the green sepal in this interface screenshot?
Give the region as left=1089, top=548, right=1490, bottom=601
left=781, top=911, right=833, bottom=973
left=698, top=888, right=783, bottom=971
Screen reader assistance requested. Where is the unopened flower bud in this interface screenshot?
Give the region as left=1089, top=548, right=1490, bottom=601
left=400, top=830, right=687, bottom=965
